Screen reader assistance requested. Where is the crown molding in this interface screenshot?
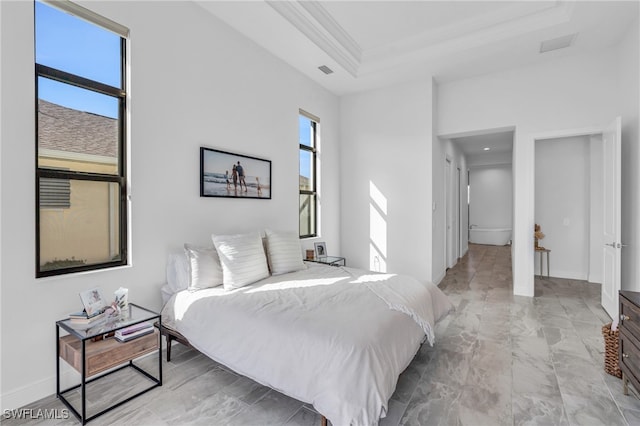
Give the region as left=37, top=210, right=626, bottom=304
left=299, top=1, right=362, bottom=63
left=268, top=0, right=576, bottom=80
left=359, top=1, right=576, bottom=75
left=266, top=0, right=360, bottom=77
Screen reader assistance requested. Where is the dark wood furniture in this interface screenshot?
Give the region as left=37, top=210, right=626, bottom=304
left=619, top=291, right=640, bottom=395
left=155, top=322, right=192, bottom=362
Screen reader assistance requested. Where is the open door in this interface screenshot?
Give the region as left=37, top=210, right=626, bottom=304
left=445, top=159, right=455, bottom=268
left=601, top=117, right=622, bottom=320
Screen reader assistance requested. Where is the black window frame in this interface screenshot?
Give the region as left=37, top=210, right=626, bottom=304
left=299, top=110, right=318, bottom=239
left=35, top=7, right=128, bottom=278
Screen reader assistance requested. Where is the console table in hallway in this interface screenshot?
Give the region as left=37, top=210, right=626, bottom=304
left=535, top=247, right=550, bottom=279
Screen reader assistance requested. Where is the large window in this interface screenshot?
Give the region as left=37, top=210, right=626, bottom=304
left=35, top=1, right=129, bottom=277
left=299, top=111, right=318, bottom=238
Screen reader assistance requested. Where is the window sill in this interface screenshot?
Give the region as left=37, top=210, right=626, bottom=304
left=36, top=263, right=132, bottom=282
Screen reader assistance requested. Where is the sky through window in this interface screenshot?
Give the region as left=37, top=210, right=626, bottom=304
left=35, top=1, right=121, bottom=119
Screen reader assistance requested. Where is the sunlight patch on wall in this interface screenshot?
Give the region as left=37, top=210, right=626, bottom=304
left=369, top=181, right=387, bottom=272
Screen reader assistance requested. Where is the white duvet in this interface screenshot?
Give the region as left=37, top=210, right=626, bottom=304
left=162, top=262, right=453, bottom=425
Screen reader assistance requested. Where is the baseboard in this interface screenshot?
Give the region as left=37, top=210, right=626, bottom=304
left=1, top=339, right=166, bottom=412
left=1, top=371, right=62, bottom=412
left=542, top=270, right=588, bottom=281
left=587, top=274, right=603, bottom=284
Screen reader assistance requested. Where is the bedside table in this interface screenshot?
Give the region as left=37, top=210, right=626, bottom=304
left=307, top=256, right=346, bottom=267
left=56, top=303, right=162, bottom=424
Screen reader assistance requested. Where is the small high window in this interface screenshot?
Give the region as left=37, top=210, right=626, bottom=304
left=35, top=1, right=129, bottom=277
left=299, top=111, right=318, bottom=238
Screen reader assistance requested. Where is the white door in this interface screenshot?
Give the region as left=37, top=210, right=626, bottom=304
left=445, top=159, right=454, bottom=268
left=457, top=167, right=461, bottom=259
left=601, top=117, right=622, bottom=320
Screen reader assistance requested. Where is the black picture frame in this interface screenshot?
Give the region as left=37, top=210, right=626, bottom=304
left=200, top=147, right=271, bottom=199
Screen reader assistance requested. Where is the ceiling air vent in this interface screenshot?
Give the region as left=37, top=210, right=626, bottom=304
left=540, top=33, right=577, bottom=53
left=318, top=65, right=334, bottom=75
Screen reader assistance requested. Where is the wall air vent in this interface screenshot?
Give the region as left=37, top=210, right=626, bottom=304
left=318, top=65, right=334, bottom=75
left=540, top=33, right=577, bottom=53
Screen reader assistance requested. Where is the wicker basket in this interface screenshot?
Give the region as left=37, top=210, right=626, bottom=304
left=603, top=322, right=622, bottom=378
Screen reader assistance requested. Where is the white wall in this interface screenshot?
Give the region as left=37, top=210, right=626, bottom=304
left=618, top=18, right=640, bottom=292
left=438, top=49, right=621, bottom=296
left=467, top=151, right=512, bottom=168
left=0, top=1, right=341, bottom=409
left=469, top=165, right=512, bottom=231
left=340, top=78, right=433, bottom=283
left=535, top=136, right=592, bottom=280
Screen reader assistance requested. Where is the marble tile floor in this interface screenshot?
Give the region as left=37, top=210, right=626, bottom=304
left=4, top=243, right=640, bottom=426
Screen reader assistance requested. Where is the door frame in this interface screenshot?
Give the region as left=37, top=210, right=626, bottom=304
left=457, top=166, right=461, bottom=260
left=522, top=125, right=608, bottom=297
left=445, top=157, right=454, bottom=269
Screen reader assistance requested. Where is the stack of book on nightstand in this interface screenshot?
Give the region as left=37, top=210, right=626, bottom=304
left=68, top=309, right=106, bottom=324
left=115, top=322, right=154, bottom=343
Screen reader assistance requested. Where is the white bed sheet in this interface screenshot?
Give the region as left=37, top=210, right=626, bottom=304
left=162, top=262, right=452, bottom=425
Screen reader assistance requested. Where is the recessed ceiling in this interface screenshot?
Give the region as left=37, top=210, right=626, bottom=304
left=197, top=1, right=639, bottom=95
left=321, top=1, right=520, bottom=51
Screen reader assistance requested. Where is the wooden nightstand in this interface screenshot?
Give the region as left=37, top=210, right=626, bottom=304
left=56, top=304, right=162, bottom=424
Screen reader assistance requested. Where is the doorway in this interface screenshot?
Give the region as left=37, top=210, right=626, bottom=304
left=534, top=135, right=602, bottom=281
left=531, top=118, right=621, bottom=319
left=440, top=127, right=515, bottom=274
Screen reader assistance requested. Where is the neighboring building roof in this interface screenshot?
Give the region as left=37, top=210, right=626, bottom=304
left=38, top=99, right=118, bottom=158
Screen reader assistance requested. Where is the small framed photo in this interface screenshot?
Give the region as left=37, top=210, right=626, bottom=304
left=79, top=288, right=107, bottom=317
left=314, top=242, right=327, bottom=258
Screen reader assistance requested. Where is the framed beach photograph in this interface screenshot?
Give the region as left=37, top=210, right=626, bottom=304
left=79, top=288, right=107, bottom=317
left=200, top=147, right=271, bottom=199
left=314, top=242, right=327, bottom=259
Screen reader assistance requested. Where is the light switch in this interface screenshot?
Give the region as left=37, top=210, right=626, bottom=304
left=563, top=218, right=570, bottom=226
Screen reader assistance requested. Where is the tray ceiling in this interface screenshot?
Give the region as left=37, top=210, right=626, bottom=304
left=197, top=1, right=639, bottom=95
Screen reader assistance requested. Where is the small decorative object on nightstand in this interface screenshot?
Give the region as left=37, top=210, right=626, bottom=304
left=56, top=303, right=162, bottom=424
left=314, top=241, right=327, bottom=259
left=305, top=249, right=315, bottom=260
left=534, top=223, right=545, bottom=249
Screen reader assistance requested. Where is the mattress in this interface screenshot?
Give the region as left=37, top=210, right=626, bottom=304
left=161, top=262, right=452, bottom=425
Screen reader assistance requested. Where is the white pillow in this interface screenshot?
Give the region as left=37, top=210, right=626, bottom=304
left=184, top=244, right=224, bottom=291
left=264, top=229, right=305, bottom=275
left=166, top=252, right=189, bottom=293
left=212, top=232, right=270, bottom=290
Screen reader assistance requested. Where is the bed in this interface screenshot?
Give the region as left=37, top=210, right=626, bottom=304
left=160, top=231, right=453, bottom=426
